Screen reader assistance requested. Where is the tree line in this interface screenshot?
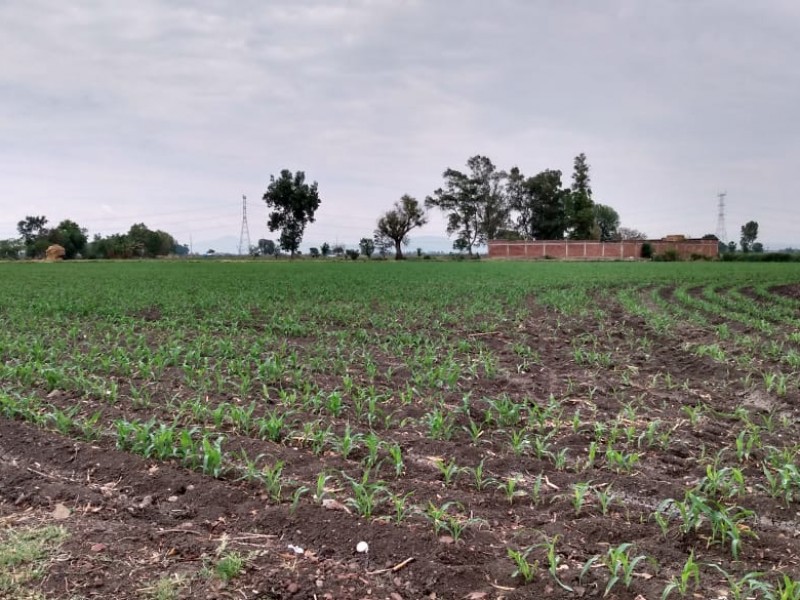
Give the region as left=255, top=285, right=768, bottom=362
left=261, top=153, right=650, bottom=261
left=0, top=216, right=187, bottom=260
left=1, top=153, right=763, bottom=261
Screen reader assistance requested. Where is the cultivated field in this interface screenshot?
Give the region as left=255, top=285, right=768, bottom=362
left=2, top=260, right=800, bottom=600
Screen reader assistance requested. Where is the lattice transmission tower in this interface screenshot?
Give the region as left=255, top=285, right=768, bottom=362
left=238, top=195, right=251, bottom=255
left=715, top=191, right=727, bottom=243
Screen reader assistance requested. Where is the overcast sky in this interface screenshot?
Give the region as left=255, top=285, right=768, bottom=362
left=2, top=0, right=798, bottom=251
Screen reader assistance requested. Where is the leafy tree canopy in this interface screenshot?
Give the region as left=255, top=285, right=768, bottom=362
left=740, top=221, right=759, bottom=252
left=426, top=155, right=508, bottom=254
left=263, top=170, right=321, bottom=257
left=257, top=238, right=276, bottom=256
left=617, top=227, right=648, bottom=241
left=359, top=237, right=375, bottom=258
left=524, top=169, right=569, bottom=240
left=48, top=220, right=88, bottom=259
left=567, top=153, right=596, bottom=239
left=593, top=204, right=620, bottom=242
left=375, top=195, right=427, bottom=260
left=17, top=215, right=48, bottom=245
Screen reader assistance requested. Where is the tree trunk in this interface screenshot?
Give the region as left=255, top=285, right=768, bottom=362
left=394, top=240, right=404, bottom=260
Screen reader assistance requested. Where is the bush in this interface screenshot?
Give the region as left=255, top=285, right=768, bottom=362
left=640, top=243, right=653, bottom=259
left=722, top=252, right=798, bottom=262
left=654, top=249, right=680, bottom=262
left=0, top=239, right=22, bottom=260
left=345, top=249, right=360, bottom=261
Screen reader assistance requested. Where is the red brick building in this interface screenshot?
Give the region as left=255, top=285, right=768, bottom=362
left=487, top=238, right=719, bottom=260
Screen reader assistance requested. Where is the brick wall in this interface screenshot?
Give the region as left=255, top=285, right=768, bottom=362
left=487, top=240, right=719, bottom=260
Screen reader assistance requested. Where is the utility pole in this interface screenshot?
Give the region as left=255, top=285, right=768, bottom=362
left=715, top=191, right=727, bottom=243
left=238, top=195, right=251, bottom=256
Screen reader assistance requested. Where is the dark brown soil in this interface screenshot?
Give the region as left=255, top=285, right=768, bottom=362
left=3, top=286, right=800, bottom=599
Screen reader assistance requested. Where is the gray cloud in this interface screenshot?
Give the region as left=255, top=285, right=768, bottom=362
left=1, top=0, right=798, bottom=249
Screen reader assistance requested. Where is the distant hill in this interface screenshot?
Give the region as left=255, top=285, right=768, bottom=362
left=192, top=234, right=488, bottom=256
left=193, top=235, right=240, bottom=255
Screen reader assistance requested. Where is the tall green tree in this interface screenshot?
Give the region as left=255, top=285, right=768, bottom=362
left=507, top=168, right=570, bottom=240
left=17, top=215, right=48, bottom=244
left=86, top=233, right=134, bottom=259
left=257, top=239, right=276, bottom=256
left=374, top=195, right=427, bottom=260
left=617, top=227, right=647, bottom=241
left=263, top=170, right=321, bottom=258
left=0, top=239, right=23, bottom=259
left=127, top=223, right=176, bottom=258
left=48, top=220, right=88, bottom=259
left=740, top=221, right=759, bottom=252
left=593, top=204, right=620, bottom=242
left=359, top=237, right=375, bottom=258
left=426, top=155, right=508, bottom=254
left=17, top=215, right=49, bottom=257
left=526, top=169, right=569, bottom=240
left=506, top=166, right=531, bottom=238
left=471, top=156, right=510, bottom=243
left=567, top=153, right=596, bottom=239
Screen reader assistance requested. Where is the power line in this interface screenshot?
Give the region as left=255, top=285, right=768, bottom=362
left=238, top=195, right=251, bottom=255
left=716, top=191, right=728, bottom=243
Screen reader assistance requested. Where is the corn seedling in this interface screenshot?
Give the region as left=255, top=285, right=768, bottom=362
left=385, top=491, right=415, bottom=525
left=507, top=428, right=530, bottom=456
left=201, top=435, right=225, bottom=477
left=344, top=469, right=387, bottom=519
left=581, top=542, right=646, bottom=597
left=313, top=471, right=333, bottom=504
left=661, top=551, right=700, bottom=599
left=759, top=463, right=800, bottom=505
left=468, top=459, right=496, bottom=492
left=435, top=458, right=461, bottom=487
left=214, top=551, right=244, bottom=581
left=540, top=534, right=572, bottom=592
left=570, top=481, right=591, bottom=516
left=362, top=431, right=383, bottom=468
left=605, top=447, right=640, bottom=473
left=290, top=486, right=309, bottom=515
left=444, top=513, right=484, bottom=543
left=595, top=485, right=614, bottom=515
left=553, top=448, right=569, bottom=471
left=235, top=450, right=266, bottom=483
left=334, top=423, right=363, bottom=460
left=497, top=475, right=525, bottom=505
left=735, top=427, right=761, bottom=462
left=423, top=408, right=455, bottom=440
left=424, top=501, right=457, bottom=536
left=262, top=461, right=284, bottom=503
left=772, top=574, right=800, bottom=600
left=698, top=465, right=747, bottom=499
left=708, top=564, right=771, bottom=600
left=386, top=443, right=404, bottom=477
left=462, top=419, right=485, bottom=445
left=508, top=546, right=538, bottom=584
